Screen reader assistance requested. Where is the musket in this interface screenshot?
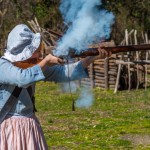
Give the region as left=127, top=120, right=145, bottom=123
left=13, top=44, right=150, bottom=69
left=67, top=44, right=150, bottom=58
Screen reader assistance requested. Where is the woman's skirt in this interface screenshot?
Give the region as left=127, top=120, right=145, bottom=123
left=0, top=115, right=48, bottom=150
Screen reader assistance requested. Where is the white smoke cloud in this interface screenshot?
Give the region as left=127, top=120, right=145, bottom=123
left=55, top=0, right=115, bottom=108
left=54, top=0, right=115, bottom=56
left=75, top=87, right=94, bottom=108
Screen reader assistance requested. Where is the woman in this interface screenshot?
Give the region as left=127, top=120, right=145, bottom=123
left=0, top=24, right=110, bottom=150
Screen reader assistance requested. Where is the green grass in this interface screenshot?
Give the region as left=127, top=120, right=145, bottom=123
left=35, top=81, right=150, bottom=150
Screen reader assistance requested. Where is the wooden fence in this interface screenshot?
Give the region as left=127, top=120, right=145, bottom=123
left=80, top=56, right=117, bottom=89
left=80, top=29, right=150, bottom=93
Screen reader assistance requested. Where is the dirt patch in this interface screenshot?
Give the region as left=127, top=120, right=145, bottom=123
left=121, top=134, right=150, bottom=146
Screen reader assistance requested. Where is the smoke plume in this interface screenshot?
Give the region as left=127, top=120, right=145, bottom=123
left=54, top=0, right=115, bottom=56
left=55, top=0, right=115, bottom=108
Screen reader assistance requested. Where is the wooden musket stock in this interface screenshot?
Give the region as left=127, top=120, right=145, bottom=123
left=13, top=58, right=42, bottom=69
left=69, top=44, right=150, bottom=58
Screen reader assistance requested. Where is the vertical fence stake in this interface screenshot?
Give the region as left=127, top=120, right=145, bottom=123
left=104, top=57, right=109, bottom=90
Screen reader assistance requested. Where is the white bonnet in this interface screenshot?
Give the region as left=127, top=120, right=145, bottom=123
left=2, top=24, right=41, bottom=62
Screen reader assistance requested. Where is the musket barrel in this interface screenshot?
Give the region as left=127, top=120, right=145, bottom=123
left=106, top=44, right=150, bottom=54
left=70, top=44, right=150, bottom=58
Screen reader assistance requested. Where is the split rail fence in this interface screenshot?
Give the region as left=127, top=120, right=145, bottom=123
left=80, top=29, right=150, bottom=93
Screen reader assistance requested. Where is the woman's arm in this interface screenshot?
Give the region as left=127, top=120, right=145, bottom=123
left=81, top=47, right=111, bottom=68
left=38, top=54, right=64, bottom=71
left=42, top=61, right=88, bottom=82
left=0, top=59, right=45, bottom=87
left=0, top=54, right=64, bottom=87
left=38, top=53, right=88, bottom=82
left=41, top=47, right=111, bottom=83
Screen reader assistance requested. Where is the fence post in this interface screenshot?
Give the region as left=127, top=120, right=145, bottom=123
left=104, top=57, right=109, bottom=90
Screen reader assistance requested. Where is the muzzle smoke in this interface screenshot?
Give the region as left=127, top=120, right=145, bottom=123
left=56, top=0, right=115, bottom=108
left=54, top=0, right=115, bottom=56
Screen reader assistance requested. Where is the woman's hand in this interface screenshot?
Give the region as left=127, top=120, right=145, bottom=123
left=81, top=44, right=112, bottom=68
left=45, top=54, right=65, bottom=66
left=38, top=54, right=65, bottom=71
left=94, top=44, right=112, bottom=60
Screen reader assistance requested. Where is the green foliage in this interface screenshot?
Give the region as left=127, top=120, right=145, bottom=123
left=35, top=81, right=150, bottom=149
left=0, top=0, right=149, bottom=48
left=103, top=0, right=150, bottom=44
left=33, top=3, right=48, bottom=19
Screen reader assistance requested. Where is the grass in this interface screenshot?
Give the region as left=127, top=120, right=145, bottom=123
left=35, top=81, right=150, bottom=150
